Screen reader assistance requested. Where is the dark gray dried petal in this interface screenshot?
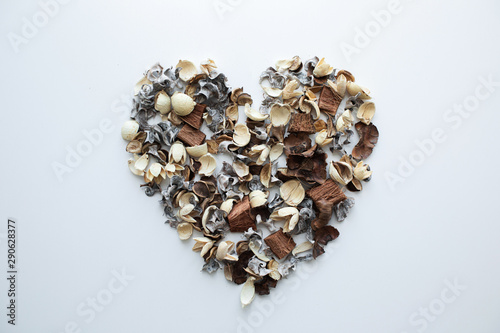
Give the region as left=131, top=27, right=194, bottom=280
left=334, top=197, right=355, bottom=222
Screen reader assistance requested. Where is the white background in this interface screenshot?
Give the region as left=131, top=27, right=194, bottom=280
left=1, top=0, right=500, bottom=332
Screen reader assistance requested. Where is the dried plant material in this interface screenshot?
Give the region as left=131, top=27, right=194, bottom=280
left=220, top=198, right=237, bottom=214
left=216, top=241, right=237, bottom=261
left=200, top=59, right=217, bottom=75
left=347, top=82, right=371, bottom=100
left=269, top=143, right=284, bottom=162
left=357, top=101, right=376, bottom=125
left=144, top=162, right=167, bottom=184
left=126, top=140, right=142, bottom=153
left=262, top=86, right=283, bottom=98
left=315, top=129, right=333, bottom=147
left=288, top=112, right=315, bottom=134
left=352, top=122, right=379, bottom=160
left=233, top=160, right=250, bottom=178
left=314, top=119, right=327, bottom=132
left=169, top=141, right=187, bottom=164
left=176, top=60, right=197, bottom=82
left=177, top=124, right=206, bottom=147
left=199, top=153, right=217, bottom=176
left=154, top=91, right=171, bottom=114
left=336, top=110, right=354, bottom=133
left=226, top=103, right=239, bottom=122
left=353, top=161, right=372, bottom=181
left=121, top=120, right=139, bottom=141
left=180, top=103, right=206, bottom=129
left=292, top=241, right=314, bottom=256
left=318, top=85, right=342, bottom=116
left=249, top=190, right=269, bottom=208
left=264, top=229, right=296, bottom=259
left=271, top=207, right=300, bottom=233
left=347, top=178, right=363, bottom=192
left=193, top=237, right=215, bottom=257
left=275, top=58, right=294, bottom=71
left=233, top=123, right=251, bottom=147
left=280, top=180, right=305, bottom=206
left=335, top=74, right=347, bottom=97
left=282, top=80, right=302, bottom=100
left=270, top=103, right=292, bottom=127
left=313, top=57, right=334, bottom=77
left=227, top=196, right=255, bottom=232
left=185, top=143, right=208, bottom=158
left=172, top=92, right=196, bottom=116
left=124, top=59, right=380, bottom=306
left=177, top=222, right=193, bottom=240
left=134, top=76, right=152, bottom=95
left=241, top=276, right=256, bottom=308
left=329, top=155, right=354, bottom=186
left=245, top=103, right=268, bottom=121
left=128, top=156, right=145, bottom=176
left=134, top=153, right=149, bottom=172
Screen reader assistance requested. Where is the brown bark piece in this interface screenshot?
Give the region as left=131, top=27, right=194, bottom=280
left=318, top=86, right=342, bottom=116
left=264, top=229, right=296, bottom=260
left=177, top=124, right=206, bottom=147
left=227, top=196, right=256, bottom=233
left=307, top=178, right=347, bottom=207
left=180, top=103, right=206, bottom=129
left=288, top=112, right=315, bottom=134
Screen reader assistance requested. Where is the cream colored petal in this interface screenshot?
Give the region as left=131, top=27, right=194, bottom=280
left=185, top=143, right=208, bottom=158
left=270, top=103, right=292, bottom=126
left=279, top=180, right=305, bottom=206
left=233, top=123, right=251, bottom=147
left=176, top=60, right=197, bottom=82
left=121, top=120, right=139, bottom=141
left=177, top=223, right=193, bottom=241
left=199, top=154, right=217, bottom=176
left=244, top=103, right=268, bottom=121
left=357, top=101, right=376, bottom=125
left=171, top=92, right=196, bottom=116
left=241, top=277, right=256, bottom=308
left=154, top=91, right=171, bottom=114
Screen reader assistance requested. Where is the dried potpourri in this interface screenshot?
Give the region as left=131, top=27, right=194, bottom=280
left=121, top=57, right=379, bottom=307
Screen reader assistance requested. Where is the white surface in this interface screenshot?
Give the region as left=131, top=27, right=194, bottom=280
left=1, top=0, right=500, bottom=332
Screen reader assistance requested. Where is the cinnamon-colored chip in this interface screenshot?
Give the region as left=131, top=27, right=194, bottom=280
left=264, top=229, right=296, bottom=259
left=177, top=124, right=206, bottom=147
left=318, top=85, right=342, bottom=116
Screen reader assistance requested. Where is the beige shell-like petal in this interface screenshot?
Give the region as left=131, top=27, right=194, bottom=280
left=177, top=223, right=193, bottom=241
left=233, top=160, right=249, bottom=178
left=347, top=82, right=371, bottom=100
left=233, top=123, right=251, bottom=147
left=357, top=101, right=376, bottom=125
left=192, top=237, right=212, bottom=252
left=249, top=190, right=268, bottom=208
left=280, top=180, right=305, bottom=206
left=269, top=143, right=284, bottom=162
left=128, top=156, right=144, bottom=176
left=336, top=74, right=347, bottom=97
left=226, top=103, right=239, bottom=122
left=185, top=143, right=208, bottom=158
left=313, top=57, right=334, bottom=77
left=244, top=103, right=268, bottom=121
left=256, top=146, right=270, bottom=165
left=336, top=110, right=353, bottom=133
left=282, top=80, right=302, bottom=100
left=260, top=163, right=272, bottom=188
left=199, top=153, right=217, bottom=176
left=134, top=76, right=152, bottom=96
left=268, top=259, right=281, bottom=280
left=241, top=276, right=256, bottom=308
left=315, top=129, right=333, bottom=147
left=200, top=59, right=217, bottom=75
left=292, top=241, right=314, bottom=256
left=270, top=207, right=299, bottom=233
left=154, top=91, right=171, bottom=114
left=178, top=192, right=198, bottom=208
left=171, top=92, right=196, bottom=116
left=176, top=60, right=197, bottom=82
left=220, top=198, right=237, bottom=214
left=353, top=161, right=372, bottom=181
left=121, top=120, right=139, bottom=141
left=275, top=58, right=294, bottom=71
left=270, top=103, right=292, bottom=127
left=169, top=141, right=187, bottom=164
left=134, top=153, right=149, bottom=172
left=329, top=155, right=354, bottom=185
left=216, top=241, right=235, bottom=261
left=178, top=204, right=196, bottom=223
left=262, top=86, right=283, bottom=98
